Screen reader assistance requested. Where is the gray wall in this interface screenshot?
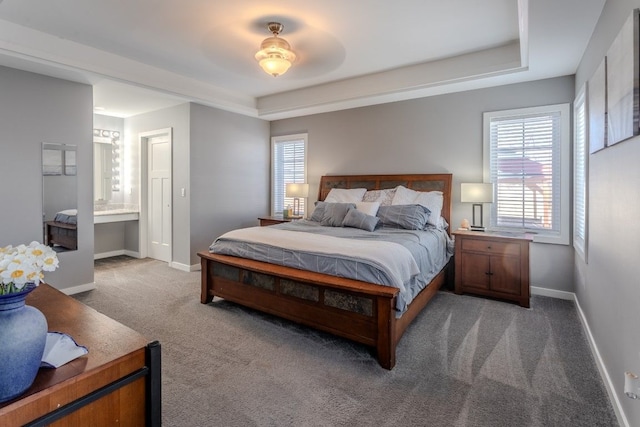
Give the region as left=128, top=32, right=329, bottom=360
left=94, top=222, right=126, bottom=254
left=0, top=66, right=94, bottom=291
left=189, top=103, right=270, bottom=265
left=575, top=0, right=640, bottom=424
left=271, top=76, right=576, bottom=293
left=43, top=173, right=77, bottom=221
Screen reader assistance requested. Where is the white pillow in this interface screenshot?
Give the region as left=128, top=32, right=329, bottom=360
left=392, top=185, right=444, bottom=228
left=414, top=191, right=444, bottom=228
left=391, top=185, right=417, bottom=205
left=324, top=188, right=367, bottom=203
left=355, top=201, right=380, bottom=216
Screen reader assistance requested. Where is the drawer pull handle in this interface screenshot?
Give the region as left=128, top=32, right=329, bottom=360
left=487, top=246, right=492, bottom=249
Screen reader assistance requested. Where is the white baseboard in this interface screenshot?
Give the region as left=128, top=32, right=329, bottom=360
left=532, top=286, right=627, bottom=426
left=94, top=250, right=141, bottom=260
left=530, top=286, right=574, bottom=300
left=59, top=282, right=96, bottom=296
left=169, top=261, right=201, bottom=272
left=94, top=250, right=125, bottom=260
left=574, top=297, right=629, bottom=427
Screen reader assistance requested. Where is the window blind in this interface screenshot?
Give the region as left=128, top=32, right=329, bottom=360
left=573, top=88, right=587, bottom=259
left=488, top=111, right=562, bottom=234
left=272, top=135, right=307, bottom=215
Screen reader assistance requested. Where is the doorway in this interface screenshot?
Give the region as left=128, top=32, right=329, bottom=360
left=140, top=128, right=173, bottom=263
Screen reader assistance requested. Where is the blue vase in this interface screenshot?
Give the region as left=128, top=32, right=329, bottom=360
left=0, top=284, right=47, bottom=403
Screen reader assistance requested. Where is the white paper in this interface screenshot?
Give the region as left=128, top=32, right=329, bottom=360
left=40, top=332, right=89, bottom=368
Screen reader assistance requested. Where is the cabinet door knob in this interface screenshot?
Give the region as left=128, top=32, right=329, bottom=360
left=485, top=272, right=493, bottom=276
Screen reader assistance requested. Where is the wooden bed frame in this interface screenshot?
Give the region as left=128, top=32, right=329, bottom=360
left=198, top=173, right=452, bottom=369
left=45, top=220, right=77, bottom=250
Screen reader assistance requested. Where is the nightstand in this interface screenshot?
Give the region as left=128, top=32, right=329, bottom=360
left=258, top=216, right=297, bottom=226
left=452, top=230, right=533, bottom=308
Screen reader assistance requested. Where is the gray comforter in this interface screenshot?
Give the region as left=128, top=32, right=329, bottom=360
left=209, top=220, right=453, bottom=314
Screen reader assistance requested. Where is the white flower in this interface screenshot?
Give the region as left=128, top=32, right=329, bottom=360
left=0, top=242, right=59, bottom=295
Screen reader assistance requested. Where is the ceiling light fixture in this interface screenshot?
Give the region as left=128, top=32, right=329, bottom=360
left=255, top=22, right=296, bottom=77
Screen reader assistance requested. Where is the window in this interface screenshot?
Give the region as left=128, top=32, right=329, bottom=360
left=483, top=104, right=570, bottom=244
left=573, top=86, right=588, bottom=261
left=271, top=133, right=307, bottom=216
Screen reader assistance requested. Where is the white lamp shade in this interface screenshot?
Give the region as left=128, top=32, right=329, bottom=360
left=461, top=183, right=494, bottom=203
left=285, top=183, right=309, bottom=198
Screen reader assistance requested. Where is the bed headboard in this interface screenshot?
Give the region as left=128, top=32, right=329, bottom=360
left=318, top=173, right=452, bottom=231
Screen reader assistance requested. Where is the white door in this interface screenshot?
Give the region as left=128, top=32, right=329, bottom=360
left=147, top=134, right=172, bottom=262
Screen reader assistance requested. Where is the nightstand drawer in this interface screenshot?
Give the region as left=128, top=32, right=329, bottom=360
left=461, top=238, right=521, bottom=256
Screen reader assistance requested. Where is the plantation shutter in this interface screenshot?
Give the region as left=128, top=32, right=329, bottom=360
left=272, top=135, right=307, bottom=215
left=488, top=111, right=562, bottom=235
left=573, top=89, right=587, bottom=259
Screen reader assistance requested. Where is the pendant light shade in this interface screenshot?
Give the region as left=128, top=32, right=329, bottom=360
left=255, top=22, right=296, bottom=77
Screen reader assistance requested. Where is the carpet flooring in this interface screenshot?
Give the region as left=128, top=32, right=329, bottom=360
left=74, top=256, right=618, bottom=426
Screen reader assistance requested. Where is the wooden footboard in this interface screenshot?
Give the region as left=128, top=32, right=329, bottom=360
left=198, top=251, right=448, bottom=369
left=45, top=221, right=77, bottom=250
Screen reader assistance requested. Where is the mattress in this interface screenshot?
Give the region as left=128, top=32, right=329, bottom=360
left=54, top=209, right=77, bottom=225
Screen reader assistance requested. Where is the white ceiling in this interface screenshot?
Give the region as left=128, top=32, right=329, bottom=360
left=0, top=0, right=605, bottom=120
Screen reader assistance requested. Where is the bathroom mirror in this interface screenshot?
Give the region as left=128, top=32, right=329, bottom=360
left=93, top=129, right=121, bottom=202
left=42, top=143, right=78, bottom=252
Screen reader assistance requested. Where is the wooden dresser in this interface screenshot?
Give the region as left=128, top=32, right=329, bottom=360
left=453, top=230, right=533, bottom=308
left=0, top=284, right=161, bottom=426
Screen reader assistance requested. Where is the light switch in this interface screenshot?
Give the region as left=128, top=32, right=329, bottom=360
left=181, top=188, right=186, bottom=197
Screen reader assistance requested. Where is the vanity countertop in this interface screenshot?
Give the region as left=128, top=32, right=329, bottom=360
left=94, top=204, right=139, bottom=223
left=94, top=208, right=139, bottom=216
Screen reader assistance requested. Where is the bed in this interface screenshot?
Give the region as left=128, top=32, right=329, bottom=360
left=45, top=209, right=77, bottom=250
left=198, top=174, right=452, bottom=369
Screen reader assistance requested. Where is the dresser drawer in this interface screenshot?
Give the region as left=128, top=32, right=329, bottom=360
left=461, top=238, right=521, bottom=256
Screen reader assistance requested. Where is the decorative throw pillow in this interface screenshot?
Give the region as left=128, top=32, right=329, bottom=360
left=310, top=201, right=327, bottom=222
left=342, top=208, right=381, bottom=232
left=362, top=188, right=396, bottom=206
left=324, top=188, right=367, bottom=203
left=321, top=202, right=356, bottom=227
left=355, top=201, right=380, bottom=217
left=376, top=204, right=431, bottom=230
left=392, top=186, right=444, bottom=228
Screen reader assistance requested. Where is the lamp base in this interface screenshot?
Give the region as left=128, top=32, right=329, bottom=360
left=293, top=198, right=300, bottom=217
left=471, top=204, right=485, bottom=232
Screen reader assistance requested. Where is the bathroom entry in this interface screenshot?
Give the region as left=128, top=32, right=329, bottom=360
left=141, top=128, right=172, bottom=263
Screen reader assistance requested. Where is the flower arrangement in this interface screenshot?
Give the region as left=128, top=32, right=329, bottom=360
left=0, top=242, right=59, bottom=295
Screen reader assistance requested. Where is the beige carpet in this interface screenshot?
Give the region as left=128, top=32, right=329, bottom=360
left=74, top=256, right=618, bottom=427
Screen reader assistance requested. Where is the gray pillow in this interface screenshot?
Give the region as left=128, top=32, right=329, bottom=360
left=342, top=208, right=381, bottom=232
left=310, top=201, right=327, bottom=222
left=311, top=202, right=356, bottom=227
left=376, top=204, right=431, bottom=230
left=320, top=202, right=356, bottom=227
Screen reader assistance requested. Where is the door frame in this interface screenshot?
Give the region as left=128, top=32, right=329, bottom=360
left=138, top=128, right=173, bottom=261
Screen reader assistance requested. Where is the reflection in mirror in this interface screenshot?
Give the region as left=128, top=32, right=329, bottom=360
left=93, top=129, right=120, bottom=202
left=42, top=143, right=78, bottom=252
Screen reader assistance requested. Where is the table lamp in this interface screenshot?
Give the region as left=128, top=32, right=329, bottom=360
left=460, top=183, right=494, bottom=231
left=285, top=183, right=309, bottom=217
